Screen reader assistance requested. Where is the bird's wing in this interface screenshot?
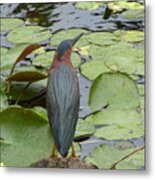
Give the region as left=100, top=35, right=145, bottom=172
left=46, top=64, right=79, bottom=157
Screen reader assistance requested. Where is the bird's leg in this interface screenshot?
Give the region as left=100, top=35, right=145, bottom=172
left=50, top=144, right=58, bottom=159
left=70, top=144, right=77, bottom=158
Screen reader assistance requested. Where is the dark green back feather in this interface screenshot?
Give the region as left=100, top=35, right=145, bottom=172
left=46, top=64, right=79, bottom=157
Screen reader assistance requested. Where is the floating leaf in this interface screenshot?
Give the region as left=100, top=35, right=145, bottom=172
left=6, top=70, right=47, bottom=82
left=123, top=31, right=144, bottom=43
left=85, top=144, right=136, bottom=169
left=80, top=60, right=110, bottom=80
left=89, top=72, right=140, bottom=111
left=74, top=119, right=95, bottom=140
left=33, top=51, right=55, bottom=67
left=1, top=44, right=30, bottom=70
left=0, top=92, right=8, bottom=112
left=9, top=79, right=47, bottom=101
left=120, top=9, right=144, bottom=20
left=86, top=109, right=143, bottom=127
left=108, top=1, right=144, bottom=12
left=0, top=18, right=24, bottom=31
left=50, top=29, right=88, bottom=47
left=102, top=42, right=144, bottom=75
left=138, top=84, right=144, bottom=96
left=1, top=46, right=8, bottom=54
left=116, top=149, right=144, bottom=169
left=0, top=106, right=53, bottom=167
left=87, top=32, right=118, bottom=46
left=7, top=26, right=51, bottom=44
left=94, top=123, right=144, bottom=140
left=75, top=2, right=103, bottom=10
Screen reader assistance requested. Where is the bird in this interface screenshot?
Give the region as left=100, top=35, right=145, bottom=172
left=46, top=33, right=83, bottom=158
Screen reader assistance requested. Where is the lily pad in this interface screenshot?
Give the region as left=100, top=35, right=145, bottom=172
left=1, top=44, right=30, bottom=70
left=123, top=31, right=144, bottom=43
left=33, top=51, right=81, bottom=68
left=86, top=109, right=144, bottom=126
left=9, top=79, right=47, bottom=102
left=1, top=46, right=8, bottom=54
left=75, top=2, right=104, bottom=10
left=102, top=42, right=144, bottom=75
left=89, top=72, right=140, bottom=111
left=6, top=69, right=47, bottom=82
left=85, top=144, right=140, bottom=169
left=108, top=1, right=144, bottom=12
left=50, top=29, right=88, bottom=47
left=138, top=84, right=144, bottom=96
left=120, top=9, right=144, bottom=20
left=87, top=32, right=118, bottom=46
left=116, top=149, right=144, bottom=169
left=80, top=60, right=110, bottom=80
left=94, top=123, right=144, bottom=140
left=33, top=51, right=55, bottom=67
left=0, top=106, right=53, bottom=167
left=7, top=26, right=51, bottom=44
left=0, top=18, right=24, bottom=31
left=74, top=119, right=95, bottom=140
left=0, top=92, right=8, bottom=112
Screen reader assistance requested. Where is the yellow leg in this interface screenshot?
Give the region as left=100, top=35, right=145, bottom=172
left=50, top=144, right=58, bottom=158
left=70, top=144, right=76, bottom=158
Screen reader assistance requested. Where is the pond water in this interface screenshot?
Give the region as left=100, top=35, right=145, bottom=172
left=0, top=1, right=144, bottom=162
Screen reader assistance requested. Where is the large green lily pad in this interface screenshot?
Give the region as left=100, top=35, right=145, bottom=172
left=122, top=31, right=144, bottom=43
left=9, top=79, right=47, bottom=102
left=1, top=46, right=8, bottom=54
left=1, top=44, right=30, bottom=70
left=75, top=2, right=104, bottom=10
left=102, top=42, right=144, bottom=75
left=85, top=144, right=144, bottom=169
left=94, top=123, right=144, bottom=140
left=86, top=109, right=144, bottom=126
left=33, top=51, right=55, bottom=67
left=80, top=60, right=110, bottom=80
left=74, top=119, right=95, bottom=140
left=6, top=69, right=47, bottom=82
left=108, top=1, right=144, bottom=12
left=0, top=92, right=8, bottom=112
left=120, top=9, right=144, bottom=20
left=116, top=148, right=144, bottom=169
left=0, top=106, right=53, bottom=167
left=89, top=72, right=140, bottom=111
left=50, top=29, right=88, bottom=47
left=7, top=26, right=51, bottom=44
left=0, top=18, right=24, bottom=31
left=87, top=32, right=119, bottom=46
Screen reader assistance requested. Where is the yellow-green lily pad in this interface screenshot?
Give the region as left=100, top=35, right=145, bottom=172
left=120, top=9, right=144, bottom=20
left=1, top=44, right=29, bottom=70
left=50, top=29, right=88, bottom=47
left=0, top=106, right=53, bottom=167
left=89, top=72, right=140, bottom=111
left=85, top=144, right=144, bottom=169
left=0, top=18, right=24, bottom=31
left=75, top=2, right=104, bottom=10
left=80, top=60, right=110, bottom=80
left=7, top=26, right=51, bottom=44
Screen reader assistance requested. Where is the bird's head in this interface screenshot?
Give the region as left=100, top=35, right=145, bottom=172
left=56, top=33, right=83, bottom=59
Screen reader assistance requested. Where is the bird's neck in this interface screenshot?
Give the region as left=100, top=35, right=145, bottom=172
left=49, top=49, right=73, bottom=72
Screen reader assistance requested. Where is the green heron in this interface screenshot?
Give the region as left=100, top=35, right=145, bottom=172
left=46, top=33, right=83, bottom=158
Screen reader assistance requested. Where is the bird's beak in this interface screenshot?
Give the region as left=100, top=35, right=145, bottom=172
left=70, top=33, right=84, bottom=46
